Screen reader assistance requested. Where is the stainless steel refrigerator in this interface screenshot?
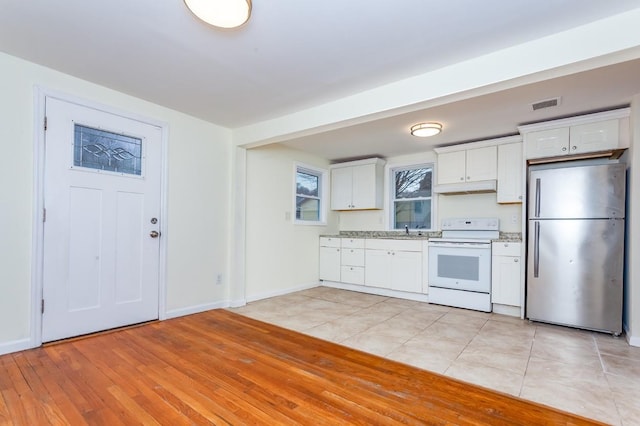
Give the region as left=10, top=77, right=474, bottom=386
left=526, top=161, right=626, bottom=335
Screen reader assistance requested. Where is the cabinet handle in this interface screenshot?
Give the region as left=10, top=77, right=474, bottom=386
left=514, top=258, right=519, bottom=263
left=459, top=177, right=464, bottom=181
left=562, top=146, right=567, bottom=152
left=518, top=195, right=523, bottom=200
left=571, top=145, right=577, bottom=151
left=467, top=176, right=471, bottom=180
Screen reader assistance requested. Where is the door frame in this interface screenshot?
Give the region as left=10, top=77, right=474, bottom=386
left=30, top=87, right=169, bottom=348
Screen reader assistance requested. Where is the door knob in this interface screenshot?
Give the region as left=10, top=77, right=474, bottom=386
left=150, top=230, right=160, bottom=238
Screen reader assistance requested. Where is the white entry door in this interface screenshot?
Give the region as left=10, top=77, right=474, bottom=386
left=42, top=97, right=162, bottom=342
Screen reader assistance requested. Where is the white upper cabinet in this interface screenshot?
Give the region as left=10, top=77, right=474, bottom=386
left=497, top=142, right=523, bottom=204
left=569, top=120, right=619, bottom=154
left=520, top=109, right=630, bottom=160
left=330, top=158, right=385, bottom=210
left=437, top=146, right=496, bottom=185
left=436, top=150, right=466, bottom=184
left=524, top=127, right=570, bottom=159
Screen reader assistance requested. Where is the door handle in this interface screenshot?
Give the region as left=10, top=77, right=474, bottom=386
left=534, top=178, right=541, bottom=218
left=150, top=230, right=160, bottom=238
left=533, top=221, right=540, bottom=278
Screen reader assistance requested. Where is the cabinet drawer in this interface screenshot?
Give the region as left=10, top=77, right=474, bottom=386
left=365, top=238, right=422, bottom=252
left=320, top=237, right=341, bottom=248
left=341, top=238, right=365, bottom=249
left=341, top=266, right=364, bottom=285
left=341, top=248, right=365, bottom=266
left=492, top=242, right=521, bottom=256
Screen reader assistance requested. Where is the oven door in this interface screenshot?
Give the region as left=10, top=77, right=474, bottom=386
left=428, top=242, right=491, bottom=293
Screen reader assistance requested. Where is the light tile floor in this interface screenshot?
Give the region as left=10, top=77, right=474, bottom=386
left=229, top=287, right=640, bottom=425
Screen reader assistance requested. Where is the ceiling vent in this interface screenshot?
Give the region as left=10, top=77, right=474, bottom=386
left=531, top=97, right=561, bottom=111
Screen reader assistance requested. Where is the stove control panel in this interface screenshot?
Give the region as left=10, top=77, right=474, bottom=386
left=441, top=217, right=499, bottom=231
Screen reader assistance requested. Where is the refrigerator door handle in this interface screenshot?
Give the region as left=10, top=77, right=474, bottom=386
left=534, top=221, right=540, bottom=278
left=535, top=178, right=541, bottom=218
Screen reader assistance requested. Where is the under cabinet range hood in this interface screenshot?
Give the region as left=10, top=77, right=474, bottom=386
left=433, top=180, right=497, bottom=195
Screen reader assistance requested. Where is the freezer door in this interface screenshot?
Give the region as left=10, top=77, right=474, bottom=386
left=528, top=163, right=626, bottom=219
left=526, top=219, right=624, bottom=334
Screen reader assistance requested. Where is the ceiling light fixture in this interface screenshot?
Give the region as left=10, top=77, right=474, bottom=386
left=410, top=122, right=442, bottom=137
left=184, top=0, right=252, bottom=29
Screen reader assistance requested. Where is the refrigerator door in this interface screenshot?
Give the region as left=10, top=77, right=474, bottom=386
left=526, top=218, right=624, bottom=334
left=528, top=163, right=626, bottom=219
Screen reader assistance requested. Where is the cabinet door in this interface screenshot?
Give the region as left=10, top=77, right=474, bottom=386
left=497, top=142, right=523, bottom=204
left=437, top=151, right=466, bottom=184
left=570, top=119, right=619, bottom=154
left=351, top=164, right=377, bottom=209
left=525, top=128, right=570, bottom=159
left=465, top=146, right=497, bottom=182
left=491, top=255, right=521, bottom=306
left=421, top=241, right=429, bottom=294
left=364, top=249, right=391, bottom=288
left=390, top=251, right=422, bottom=293
left=319, top=246, right=341, bottom=281
left=330, top=167, right=353, bottom=210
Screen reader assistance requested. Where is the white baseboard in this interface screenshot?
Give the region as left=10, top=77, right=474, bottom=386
left=245, top=282, right=320, bottom=303
left=492, top=304, right=522, bottom=318
left=321, top=281, right=430, bottom=303
left=164, top=301, right=229, bottom=320
left=624, top=324, right=640, bottom=347
left=0, top=337, right=33, bottom=356
left=229, top=299, right=247, bottom=308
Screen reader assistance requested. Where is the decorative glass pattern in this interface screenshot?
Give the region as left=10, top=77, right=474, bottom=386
left=74, top=124, right=142, bottom=175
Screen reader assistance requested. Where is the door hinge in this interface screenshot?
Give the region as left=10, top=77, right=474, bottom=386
left=43, top=208, right=46, bottom=222
left=41, top=299, right=45, bottom=314
left=44, top=116, right=48, bottom=131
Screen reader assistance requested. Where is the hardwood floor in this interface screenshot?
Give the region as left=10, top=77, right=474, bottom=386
left=0, top=310, right=606, bottom=425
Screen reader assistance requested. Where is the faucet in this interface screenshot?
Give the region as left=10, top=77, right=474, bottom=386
left=405, top=225, right=409, bottom=235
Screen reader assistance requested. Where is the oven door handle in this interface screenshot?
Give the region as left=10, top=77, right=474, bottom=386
left=428, top=242, right=490, bottom=248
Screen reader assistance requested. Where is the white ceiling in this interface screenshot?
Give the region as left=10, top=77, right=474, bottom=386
left=2, top=0, right=640, bottom=161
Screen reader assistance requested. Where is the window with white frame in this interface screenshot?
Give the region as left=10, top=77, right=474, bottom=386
left=295, top=164, right=326, bottom=224
left=391, top=164, right=433, bottom=230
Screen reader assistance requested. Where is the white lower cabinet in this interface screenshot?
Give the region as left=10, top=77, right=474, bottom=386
left=389, top=250, right=422, bottom=293
left=341, top=238, right=365, bottom=285
left=491, top=242, right=521, bottom=307
left=363, top=249, right=389, bottom=288
left=364, top=239, right=423, bottom=293
left=319, top=237, right=341, bottom=282
left=320, top=237, right=427, bottom=297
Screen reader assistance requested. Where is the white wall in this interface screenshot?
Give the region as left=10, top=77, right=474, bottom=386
left=337, top=150, right=522, bottom=233
left=245, top=144, right=338, bottom=301
left=0, top=52, right=232, bottom=352
left=625, top=96, right=640, bottom=345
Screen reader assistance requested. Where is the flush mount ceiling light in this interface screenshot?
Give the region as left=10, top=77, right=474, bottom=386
left=410, top=122, right=442, bottom=137
left=184, top=0, right=252, bottom=29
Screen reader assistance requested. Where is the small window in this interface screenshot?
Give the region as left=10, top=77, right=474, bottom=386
left=391, top=164, right=433, bottom=230
left=73, top=124, right=142, bottom=176
left=295, top=164, right=327, bottom=224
